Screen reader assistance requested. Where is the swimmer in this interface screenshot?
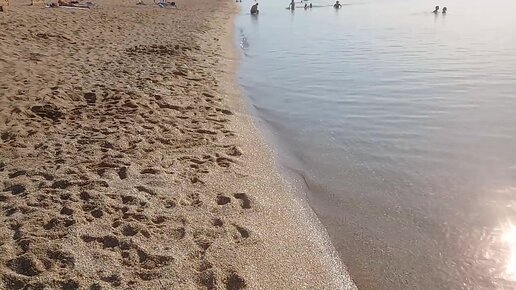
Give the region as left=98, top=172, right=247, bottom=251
left=442, top=7, right=447, bottom=14
left=334, top=0, right=342, bottom=9
left=289, top=0, right=295, bottom=10
left=309, top=2, right=312, bottom=8
left=432, top=5, right=439, bottom=13
left=250, top=3, right=259, bottom=14
left=304, top=3, right=308, bottom=9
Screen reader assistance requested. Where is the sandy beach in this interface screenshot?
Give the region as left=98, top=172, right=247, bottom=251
left=0, top=0, right=354, bottom=289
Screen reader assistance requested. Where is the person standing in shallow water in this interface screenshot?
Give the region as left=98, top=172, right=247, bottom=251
left=433, top=5, right=439, bottom=13
left=250, top=3, right=259, bottom=14
left=442, top=7, right=447, bottom=14
left=289, top=0, right=295, bottom=10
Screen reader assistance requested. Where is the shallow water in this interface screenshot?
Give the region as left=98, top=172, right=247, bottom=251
left=235, top=0, right=516, bottom=288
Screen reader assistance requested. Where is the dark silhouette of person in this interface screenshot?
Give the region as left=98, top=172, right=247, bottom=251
left=334, top=0, right=342, bottom=9
left=250, top=3, right=259, bottom=14
left=442, top=7, right=447, bottom=14
left=289, top=0, right=295, bottom=10
left=432, top=5, right=439, bottom=13
left=309, top=3, right=312, bottom=8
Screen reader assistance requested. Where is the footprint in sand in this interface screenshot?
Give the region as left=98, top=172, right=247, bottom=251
left=233, top=193, right=252, bottom=209
left=212, top=218, right=224, bottom=227
left=30, top=104, right=63, bottom=122
left=4, top=184, right=26, bottom=195
left=216, top=194, right=231, bottom=206
left=224, top=271, right=247, bottom=290
left=84, top=92, right=97, bottom=105
left=234, top=225, right=249, bottom=239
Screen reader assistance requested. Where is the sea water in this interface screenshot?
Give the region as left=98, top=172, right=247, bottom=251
left=235, top=0, right=516, bottom=288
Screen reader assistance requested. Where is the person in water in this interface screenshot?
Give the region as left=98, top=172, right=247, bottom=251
left=334, top=0, right=342, bottom=9
left=304, top=3, right=308, bottom=9
left=250, top=3, right=259, bottom=14
left=442, top=7, right=447, bottom=14
left=289, top=0, right=295, bottom=10
left=309, top=2, right=312, bottom=8
left=432, top=5, right=439, bottom=13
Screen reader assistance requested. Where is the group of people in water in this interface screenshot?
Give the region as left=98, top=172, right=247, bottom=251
left=433, top=5, right=447, bottom=14
left=250, top=1, right=445, bottom=15
left=288, top=0, right=339, bottom=10
left=250, top=0, right=342, bottom=13
left=289, top=0, right=314, bottom=10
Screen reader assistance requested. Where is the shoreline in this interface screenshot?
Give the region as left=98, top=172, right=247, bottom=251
left=0, top=0, right=354, bottom=288
left=216, top=3, right=356, bottom=289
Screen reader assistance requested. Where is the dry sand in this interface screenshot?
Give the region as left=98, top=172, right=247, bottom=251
left=0, top=0, right=356, bottom=289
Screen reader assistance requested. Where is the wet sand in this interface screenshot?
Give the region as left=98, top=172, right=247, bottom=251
left=0, top=0, right=354, bottom=288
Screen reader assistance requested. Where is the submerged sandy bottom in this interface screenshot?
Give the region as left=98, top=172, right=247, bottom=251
left=0, top=0, right=354, bottom=289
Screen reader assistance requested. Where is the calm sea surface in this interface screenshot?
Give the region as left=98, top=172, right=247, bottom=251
left=235, top=0, right=516, bottom=288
